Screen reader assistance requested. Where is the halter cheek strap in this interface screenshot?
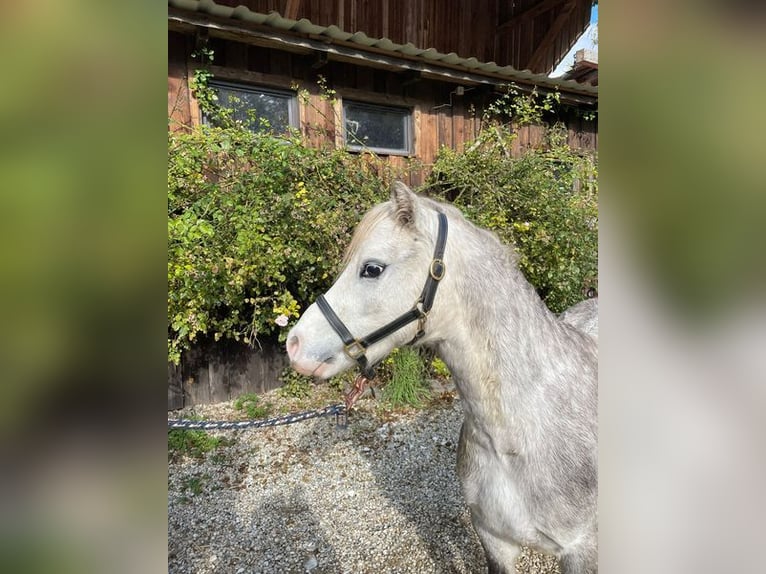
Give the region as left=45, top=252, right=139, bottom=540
left=316, top=212, right=448, bottom=380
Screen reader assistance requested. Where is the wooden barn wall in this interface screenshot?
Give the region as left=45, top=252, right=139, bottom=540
left=495, top=0, right=592, bottom=73
left=168, top=31, right=596, bottom=186
left=210, top=0, right=498, bottom=63
left=208, top=0, right=592, bottom=73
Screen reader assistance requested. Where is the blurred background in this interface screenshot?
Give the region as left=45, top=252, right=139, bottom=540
left=600, top=1, right=765, bottom=572
left=0, top=1, right=763, bottom=572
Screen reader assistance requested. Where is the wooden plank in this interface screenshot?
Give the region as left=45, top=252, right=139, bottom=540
left=437, top=107, right=452, bottom=151
left=452, top=100, right=465, bottom=153
left=408, top=164, right=424, bottom=188
left=269, top=49, right=291, bottom=77
left=580, top=117, right=595, bottom=151
left=322, top=0, right=334, bottom=29
left=418, top=105, right=439, bottom=166
left=474, top=0, right=494, bottom=62
left=412, top=106, right=423, bottom=159
left=304, top=89, right=320, bottom=146
left=332, top=96, right=344, bottom=147
left=225, top=41, right=248, bottom=70
left=467, top=108, right=479, bottom=142
left=514, top=124, right=527, bottom=156
left=349, top=0, right=357, bottom=32
left=405, top=0, right=418, bottom=46
left=527, top=0, right=576, bottom=72
left=334, top=84, right=415, bottom=107
left=186, top=62, right=202, bottom=128
left=311, top=88, right=330, bottom=146
left=381, top=0, right=389, bottom=39
left=529, top=124, right=544, bottom=150
left=497, top=0, right=567, bottom=33
left=209, top=64, right=296, bottom=89
left=168, top=33, right=192, bottom=129
left=354, top=66, right=374, bottom=92
left=567, top=115, right=578, bottom=149
left=284, top=0, right=301, bottom=20
left=336, top=0, right=344, bottom=30
left=168, top=73, right=191, bottom=130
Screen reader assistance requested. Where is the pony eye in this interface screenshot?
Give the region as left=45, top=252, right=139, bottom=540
left=360, top=262, right=386, bottom=279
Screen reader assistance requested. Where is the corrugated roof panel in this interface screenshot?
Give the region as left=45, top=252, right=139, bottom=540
left=442, top=53, right=461, bottom=65
left=324, top=25, right=345, bottom=38
left=230, top=6, right=250, bottom=20
left=293, top=19, right=324, bottom=34
left=349, top=31, right=370, bottom=44
left=375, top=39, right=396, bottom=51
left=398, top=43, right=423, bottom=57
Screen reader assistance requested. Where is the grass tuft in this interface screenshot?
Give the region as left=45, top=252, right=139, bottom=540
left=383, top=348, right=431, bottom=408
left=168, top=428, right=225, bottom=461
left=233, top=393, right=271, bottom=419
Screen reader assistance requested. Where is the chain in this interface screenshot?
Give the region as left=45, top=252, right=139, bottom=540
left=168, top=403, right=346, bottom=430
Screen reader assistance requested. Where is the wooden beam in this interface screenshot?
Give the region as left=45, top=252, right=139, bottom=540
left=310, top=51, right=328, bottom=70
left=400, top=70, right=421, bottom=87
left=284, top=0, right=301, bottom=20
left=194, top=28, right=209, bottom=52
left=497, top=0, right=568, bottom=33
left=526, top=1, right=576, bottom=72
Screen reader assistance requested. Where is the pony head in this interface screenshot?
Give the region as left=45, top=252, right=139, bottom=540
left=286, top=182, right=444, bottom=379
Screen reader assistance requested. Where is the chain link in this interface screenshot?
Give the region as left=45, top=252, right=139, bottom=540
left=168, top=403, right=346, bottom=430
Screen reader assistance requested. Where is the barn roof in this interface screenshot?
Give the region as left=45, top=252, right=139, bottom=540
left=561, top=49, right=598, bottom=86
left=168, top=0, right=598, bottom=106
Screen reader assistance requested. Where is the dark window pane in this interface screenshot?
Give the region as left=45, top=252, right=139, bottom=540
left=344, top=102, right=411, bottom=153
left=207, top=83, right=295, bottom=133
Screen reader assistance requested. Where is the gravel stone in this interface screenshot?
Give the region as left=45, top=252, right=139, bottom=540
left=168, top=386, right=561, bottom=573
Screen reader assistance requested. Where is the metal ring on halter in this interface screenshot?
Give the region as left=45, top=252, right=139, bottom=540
left=430, top=258, right=446, bottom=281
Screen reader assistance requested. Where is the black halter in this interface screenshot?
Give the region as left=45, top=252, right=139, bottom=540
left=316, top=212, right=448, bottom=380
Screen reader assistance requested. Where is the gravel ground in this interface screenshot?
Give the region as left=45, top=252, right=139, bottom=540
left=168, top=384, right=560, bottom=574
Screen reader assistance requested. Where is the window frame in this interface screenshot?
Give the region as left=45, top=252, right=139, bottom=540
left=203, top=80, right=299, bottom=134
left=342, top=99, right=414, bottom=156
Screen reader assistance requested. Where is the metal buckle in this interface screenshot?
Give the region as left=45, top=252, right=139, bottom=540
left=344, top=340, right=366, bottom=359
left=344, top=374, right=370, bottom=411
left=430, top=258, right=446, bottom=281
left=416, top=313, right=427, bottom=337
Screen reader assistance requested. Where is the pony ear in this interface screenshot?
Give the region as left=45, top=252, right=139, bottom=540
left=390, top=181, right=417, bottom=226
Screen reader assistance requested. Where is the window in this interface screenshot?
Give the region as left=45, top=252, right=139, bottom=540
left=343, top=100, right=413, bottom=155
left=205, top=81, right=298, bottom=134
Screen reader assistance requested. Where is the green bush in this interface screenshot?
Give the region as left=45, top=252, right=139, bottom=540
left=430, top=91, right=597, bottom=313
left=168, top=79, right=596, bottom=368
left=168, top=124, right=392, bottom=364
left=430, top=356, right=451, bottom=379
left=277, top=367, right=313, bottom=399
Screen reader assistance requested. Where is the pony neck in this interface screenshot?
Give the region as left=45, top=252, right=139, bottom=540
left=430, top=214, right=577, bottom=418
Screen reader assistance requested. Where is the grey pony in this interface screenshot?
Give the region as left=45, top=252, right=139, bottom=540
left=287, top=183, right=598, bottom=573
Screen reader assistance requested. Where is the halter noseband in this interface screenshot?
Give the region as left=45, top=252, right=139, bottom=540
left=316, top=212, right=448, bottom=380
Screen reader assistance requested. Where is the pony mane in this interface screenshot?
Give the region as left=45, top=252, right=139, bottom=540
left=420, top=195, right=521, bottom=267
left=341, top=203, right=392, bottom=268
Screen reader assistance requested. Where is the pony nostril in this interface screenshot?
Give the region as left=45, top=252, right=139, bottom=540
left=286, top=335, right=301, bottom=359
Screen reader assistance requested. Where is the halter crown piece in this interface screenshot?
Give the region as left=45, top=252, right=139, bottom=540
left=316, top=212, right=448, bottom=380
